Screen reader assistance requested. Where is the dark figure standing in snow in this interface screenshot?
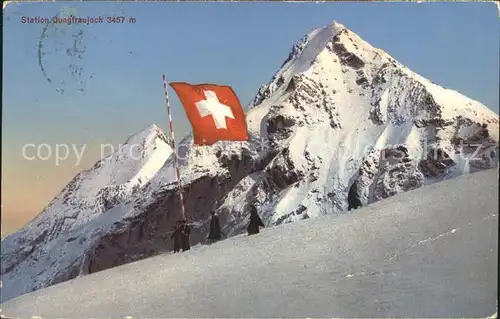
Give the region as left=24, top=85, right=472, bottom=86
left=207, top=211, right=222, bottom=244
left=247, top=206, right=265, bottom=235
left=180, top=220, right=191, bottom=251
left=347, top=182, right=362, bottom=211
left=170, top=221, right=182, bottom=253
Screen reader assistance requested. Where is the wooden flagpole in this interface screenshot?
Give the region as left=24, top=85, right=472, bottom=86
left=162, top=74, right=186, bottom=221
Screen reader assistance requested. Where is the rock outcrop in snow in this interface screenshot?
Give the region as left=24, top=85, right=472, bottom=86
left=2, top=21, right=498, bottom=302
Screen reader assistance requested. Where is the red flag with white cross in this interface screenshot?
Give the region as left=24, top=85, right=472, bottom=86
left=169, top=82, right=249, bottom=145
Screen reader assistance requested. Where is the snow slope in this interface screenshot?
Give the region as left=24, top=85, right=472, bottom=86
left=1, top=168, right=497, bottom=318
left=0, top=124, right=173, bottom=301
left=2, top=21, right=498, bottom=301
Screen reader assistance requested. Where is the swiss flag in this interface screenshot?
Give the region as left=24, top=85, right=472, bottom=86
left=169, top=82, right=249, bottom=145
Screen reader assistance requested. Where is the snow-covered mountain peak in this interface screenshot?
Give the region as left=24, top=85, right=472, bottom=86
left=1, top=124, right=174, bottom=291
left=248, top=20, right=497, bottom=136
left=89, top=124, right=173, bottom=188
left=250, top=22, right=347, bottom=109
left=242, top=20, right=498, bottom=226
left=2, top=21, right=498, bottom=303
left=123, top=123, right=170, bottom=147
left=329, top=20, right=345, bottom=28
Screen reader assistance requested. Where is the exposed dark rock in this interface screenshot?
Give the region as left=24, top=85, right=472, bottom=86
left=418, top=147, right=455, bottom=178
left=267, top=115, right=296, bottom=135
left=329, top=32, right=366, bottom=69
left=356, top=76, right=369, bottom=88
left=85, top=148, right=267, bottom=275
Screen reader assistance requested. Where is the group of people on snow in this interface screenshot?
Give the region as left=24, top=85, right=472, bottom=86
left=170, top=206, right=265, bottom=253
left=170, top=220, right=191, bottom=252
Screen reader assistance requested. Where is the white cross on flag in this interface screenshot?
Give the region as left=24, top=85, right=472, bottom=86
left=169, top=82, right=249, bottom=145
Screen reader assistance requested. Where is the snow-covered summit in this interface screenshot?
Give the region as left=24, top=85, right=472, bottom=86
left=241, top=20, right=498, bottom=226
left=250, top=21, right=346, bottom=109
left=1, top=124, right=173, bottom=301
left=2, top=21, right=498, bottom=302
left=11, top=123, right=172, bottom=238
